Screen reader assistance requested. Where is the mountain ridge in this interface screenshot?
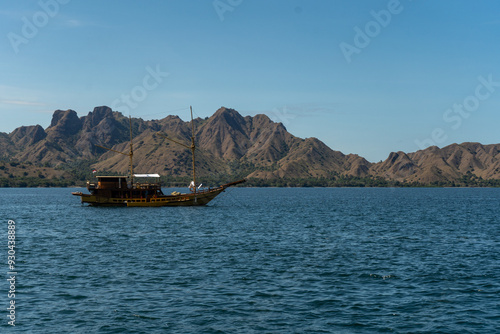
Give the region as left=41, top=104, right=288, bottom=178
left=1, top=106, right=500, bottom=187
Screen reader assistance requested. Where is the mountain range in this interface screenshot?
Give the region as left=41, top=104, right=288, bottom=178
left=1, top=106, right=500, bottom=187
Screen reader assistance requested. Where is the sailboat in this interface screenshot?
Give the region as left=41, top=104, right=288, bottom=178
left=71, top=107, right=245, bottom=206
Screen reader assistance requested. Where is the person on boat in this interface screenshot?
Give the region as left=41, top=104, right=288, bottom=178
left=189, top=180, right=195, bottom=192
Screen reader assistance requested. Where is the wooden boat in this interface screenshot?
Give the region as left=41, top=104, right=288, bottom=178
left=72, top=107, right=245, bottom=206
left=71, top=176, right=245, bottom=207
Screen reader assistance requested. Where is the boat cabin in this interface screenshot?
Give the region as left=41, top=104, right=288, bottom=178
left=87, top=174, right=164, bottom=199
left=88, top=176, right=129, bottom=191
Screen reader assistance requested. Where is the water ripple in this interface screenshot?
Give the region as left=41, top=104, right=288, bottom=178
left=0, top=187, right=499, bottom=332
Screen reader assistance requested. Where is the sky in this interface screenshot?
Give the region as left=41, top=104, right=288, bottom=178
left=1, top=0, right=500, bottom=162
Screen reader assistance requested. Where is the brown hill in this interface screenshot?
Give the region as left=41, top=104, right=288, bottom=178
left=368, top=143, right=500, bottom=183
left=1, top=105, right=500, bottom=186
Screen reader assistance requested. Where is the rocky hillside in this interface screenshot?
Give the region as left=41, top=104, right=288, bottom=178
left=1, top=106, right=500, bottom=186
left=373, top=143, right=500, bottom=184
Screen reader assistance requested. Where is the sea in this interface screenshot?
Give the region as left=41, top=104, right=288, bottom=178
left=0, top=187, right=499, bottom=333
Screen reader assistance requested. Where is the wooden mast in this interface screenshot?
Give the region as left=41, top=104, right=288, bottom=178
left=156, top=106, right=197, bottom=192
left=190, top=106, right=196, bottom=193
left=129, top=116, right=134, bottom=186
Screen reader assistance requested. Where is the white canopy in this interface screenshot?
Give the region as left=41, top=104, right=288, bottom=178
left=134, top=174, right=160, bottom=178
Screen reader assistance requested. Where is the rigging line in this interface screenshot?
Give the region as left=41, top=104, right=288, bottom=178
left=213, top=186, right=244, bottom=208
left=192, top=108, right=201, bottom=120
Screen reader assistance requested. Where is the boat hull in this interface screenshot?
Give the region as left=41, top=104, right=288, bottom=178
left=72, top=180, right=244, bottom=207
left=125, top=188, right=224, bottom=207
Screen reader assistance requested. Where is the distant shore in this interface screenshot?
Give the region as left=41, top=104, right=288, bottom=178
left=2, top=178, right=500, bottom=188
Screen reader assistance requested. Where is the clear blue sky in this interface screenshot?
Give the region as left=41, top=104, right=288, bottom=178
left=1, top=0, right=500, bottom=162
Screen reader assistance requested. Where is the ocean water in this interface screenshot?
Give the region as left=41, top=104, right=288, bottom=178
left=1, top=187, right=499, bottom=333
